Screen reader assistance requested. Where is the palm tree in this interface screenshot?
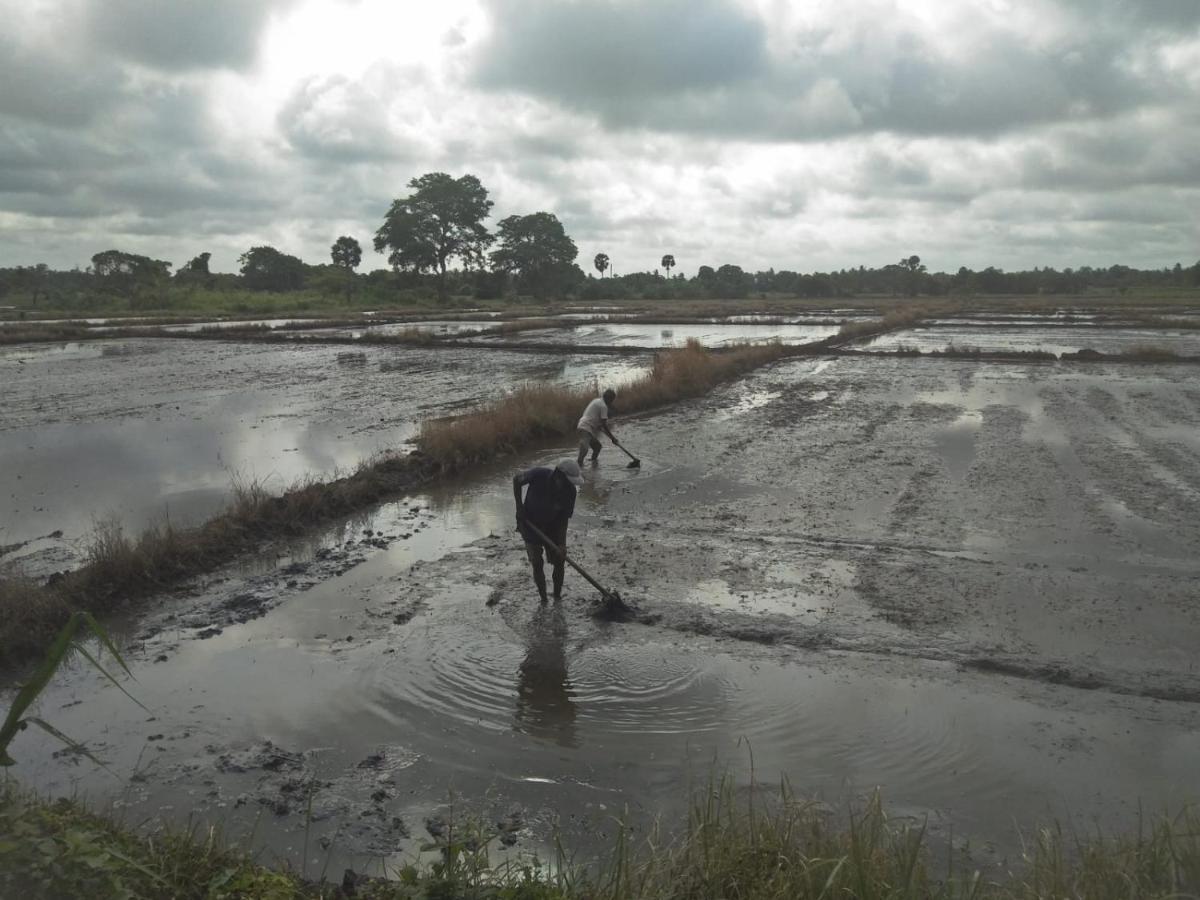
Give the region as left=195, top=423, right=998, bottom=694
left=661, top=254, right=675, bottom=278
left=594, top=253, right=610, bottom=278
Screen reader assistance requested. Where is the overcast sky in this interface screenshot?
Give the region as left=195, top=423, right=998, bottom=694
left=2, top=0, right=1198, bottom=276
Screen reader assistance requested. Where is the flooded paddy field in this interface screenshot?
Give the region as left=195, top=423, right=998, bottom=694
left=870, top=323, right=1200, bottom=356
left=9, top=349, right=1200, bottom=876
left=284, top=320, right=508, bottom=339
left=0, top=338, right=648, bottom=576
left=469, top=320, right=841, bottom=348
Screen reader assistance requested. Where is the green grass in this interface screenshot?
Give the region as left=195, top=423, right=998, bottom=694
left=3, top=777, right=1199, bottom=899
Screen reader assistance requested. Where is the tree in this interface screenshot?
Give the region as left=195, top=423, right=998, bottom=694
left=176, top=252, right=212, bottom=286
left=331, top=236, right=362, bottom=271
left=661, top=254, right=675, bottom=278
left=714, top=263, right=751, bottom=298
left=239, top=246, right=305, bottom=291
left=90, top=250, right=172, bottom=300
left=185, top=252, right=211, bottom=275
left=6, top=264, right=51, bottom=305
left=91, top=250, right=171, bottom=281
left=490, top=212, right=579, bottom=298
left=374, top=172, right=493, bottom=303
left=594, top=252, right=610, bottom=278
left=898, top=254, right=927, bottom=296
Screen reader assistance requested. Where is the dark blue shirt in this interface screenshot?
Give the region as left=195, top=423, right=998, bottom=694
left=517, top=467, right=576, bottom=531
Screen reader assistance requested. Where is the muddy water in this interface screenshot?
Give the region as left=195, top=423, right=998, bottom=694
left=473, top=321, right=840, bottom=348
left=8, top=353, right=1200, bottom=876
left=281, top=320, right=506, bottom=339
left=870, top=324, right=1200, bottom=356
left=0, top=339, right=648, bottom=576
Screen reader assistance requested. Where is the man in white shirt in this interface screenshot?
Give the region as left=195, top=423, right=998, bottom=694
left=576, top=388, right=619, bottom=466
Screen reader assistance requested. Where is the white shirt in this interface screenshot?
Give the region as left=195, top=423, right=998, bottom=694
left=577, top=397, right=608, bottom=435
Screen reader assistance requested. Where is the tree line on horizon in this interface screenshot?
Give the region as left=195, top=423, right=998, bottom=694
left=2, top=171, right=1199, bottom=309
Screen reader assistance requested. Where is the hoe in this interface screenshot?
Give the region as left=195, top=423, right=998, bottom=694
left=615, top=442, right=641, bottom=468
left=523, top=520, right=630, bottom=614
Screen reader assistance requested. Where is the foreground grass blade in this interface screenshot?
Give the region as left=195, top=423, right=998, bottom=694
left=81, top=611, right=136, bottom=680
left=71, top=643, right=148, bottom=712
left=0, top=612, right=81, bottom=765
left=0, top=610, right=142, bottom=767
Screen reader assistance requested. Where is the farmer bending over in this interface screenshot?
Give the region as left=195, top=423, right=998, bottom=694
left=514, top=459, right=585, bottom=602
left=577, top=388, right=619, bottom=466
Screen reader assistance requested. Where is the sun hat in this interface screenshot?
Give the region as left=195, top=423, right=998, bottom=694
left=555, top=459, right=585, bottom=486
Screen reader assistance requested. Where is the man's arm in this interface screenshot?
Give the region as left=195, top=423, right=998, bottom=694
left=512, top=474, right=526, bottom=522
left=600, top=418, right=618, bottom=444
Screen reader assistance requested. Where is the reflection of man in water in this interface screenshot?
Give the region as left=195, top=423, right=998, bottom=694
left=513, top=459, right=584, bottom=603
left=514, top=603, right=578, bottom=748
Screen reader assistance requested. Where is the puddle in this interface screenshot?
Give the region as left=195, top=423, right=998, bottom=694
left=933, top=410, right=982, bottom=480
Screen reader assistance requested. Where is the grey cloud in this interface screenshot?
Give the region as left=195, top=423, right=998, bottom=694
left=0, top=72, right=279, bottom=233
left=748, top=185, right=808, bottom=220
left=278, top=74, right=418, bottom=163
left=1053, top=0, right=1200, bottom=30
left=82, top=0, right=298, bottom=71
left=1017, top=118, right=1200, bottom=192
left=475, top=0, right=767, bottom=104
left=474, top=1, right=1183, bottom=142
left=0, top=33, right=127, bottom=126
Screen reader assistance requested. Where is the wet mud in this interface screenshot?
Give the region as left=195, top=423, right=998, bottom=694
left=7, top=350, right=1200, bottom=876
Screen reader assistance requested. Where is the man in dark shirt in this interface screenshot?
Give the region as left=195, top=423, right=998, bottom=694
left=513, top=459, right=585, bottom=602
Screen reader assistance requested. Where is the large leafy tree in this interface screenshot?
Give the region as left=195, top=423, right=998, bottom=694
left=490, top=212, right=579, bottom=298
left=239, top=246, right=305, bottom=291
left=331, top=236, right=362, bottom=271
left=90, top=250, right=172, bottom=297
left=661, top=254, right=675, bottom=278
left=594, top=252, right=609, bottom=277
left=374, top=172, right=493, bottom=302
left=91, top=250, right=171, bottom=281
left=899, top=254, right=927, bottom=296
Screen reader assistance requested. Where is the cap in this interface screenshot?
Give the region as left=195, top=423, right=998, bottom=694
left=555, top=459, right=585, bottom=486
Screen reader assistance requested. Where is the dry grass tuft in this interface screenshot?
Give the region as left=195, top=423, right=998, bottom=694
left=1122, top=344, right=1181, bottom=361
left=0, top=578, right=71, bottom=666
left=493, top=317, right=570, bottom=335
left=375, top=326, right=442, bottom=346
left=833, top=301, right=961, bottom=344
left=418, top=339, right=794, bottom=469
left=0, top=323, right=96, bottom=345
